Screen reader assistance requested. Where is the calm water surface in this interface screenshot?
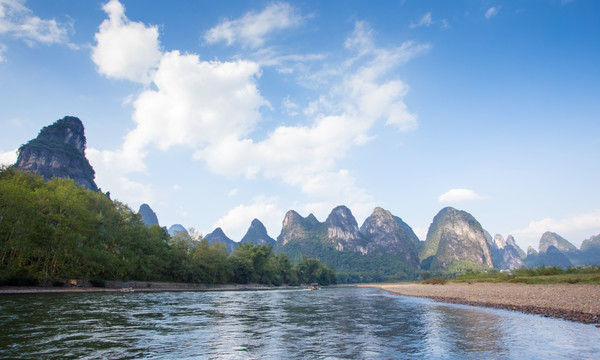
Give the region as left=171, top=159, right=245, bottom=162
left=0, top=286, right=598, bottom=359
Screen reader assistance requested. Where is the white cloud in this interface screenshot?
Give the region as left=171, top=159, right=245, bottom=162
left=485, top=7, right=499, bottom=19
left=252, top=47, right=326, bottom=75
left=0, top=43, right=5, bottom=61
left=410, top=12, right=433, bottom=28
left=204, top=2, right=303, bottom=48
left=228, top=188, right=238, bottom=197
left=438, top=188, right=486, bottom=202
left=344, top=20, right=375, bottom=55
left=90, top=5, right=425, bottom=233
left=511, top=210, right=600, bottom=250
left=91, top=0, right=162, bottom=83
left=0, top=148, right=17, bottom=166
left=213, top=195, right=284, bottom=241
left=0, top=0, right=71, bottom=48
left=129, top=50, right=267, bottom=152
left=282, top=95, right=299, bottom=116
left=87, top=147, right=154, bottom=206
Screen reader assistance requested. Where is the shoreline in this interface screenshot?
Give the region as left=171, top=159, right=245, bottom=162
left=363, top=282, right=600, bottom=325
left=0, top=282, right=302, bottom=295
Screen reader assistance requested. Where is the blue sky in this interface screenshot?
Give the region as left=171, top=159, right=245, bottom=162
left=1, top=0, right=599, bottom=251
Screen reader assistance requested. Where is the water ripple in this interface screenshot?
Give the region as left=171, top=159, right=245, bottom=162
left=1, top=287, right=599, bottom=359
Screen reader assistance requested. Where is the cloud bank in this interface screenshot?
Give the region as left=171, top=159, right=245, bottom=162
left=89, top=1, right=426, bottom=237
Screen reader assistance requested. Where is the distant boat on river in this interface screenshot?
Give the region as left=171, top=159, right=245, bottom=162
left=306, top=283, right=320, bottom=291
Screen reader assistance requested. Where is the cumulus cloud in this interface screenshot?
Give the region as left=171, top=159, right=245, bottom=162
left=438, top=188, right=486, bottom=202
left=213, top=195, right=284, bottom=241
left=0, top=0, right=71, bottom=48
left=511, top=210, right=600, bottom=249
left=410, top=12, right=433, bottom=28
left=485, top=7, right=499, bottom=19
left=91, top=0, right=162, bottom=83
left=204, top=2, right=303, bottom=48
left=0, top=148, right=17, bottom=166
left=90, top=2, right=425, bottom=234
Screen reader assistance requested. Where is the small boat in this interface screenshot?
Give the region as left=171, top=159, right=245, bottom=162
left=306, top=283, right=320, bottom=291
left=121, top=282, right=135, bottom=292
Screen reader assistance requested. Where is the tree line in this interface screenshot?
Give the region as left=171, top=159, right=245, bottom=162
left=0, top=168, right=335, bottom=286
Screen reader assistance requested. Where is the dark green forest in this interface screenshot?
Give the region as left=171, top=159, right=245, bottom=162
left=279, top=238, right=420, bottom=283
left=0, top=167, right=335, bottom=286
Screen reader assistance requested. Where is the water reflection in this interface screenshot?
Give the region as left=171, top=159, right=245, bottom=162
left=0, top=287, right=598, bottom=359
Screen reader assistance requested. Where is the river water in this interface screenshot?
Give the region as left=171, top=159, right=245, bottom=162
left=0, top=286, right=598, bottom=359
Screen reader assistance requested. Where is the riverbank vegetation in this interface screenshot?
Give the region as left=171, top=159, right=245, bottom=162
left=0, top=168, right=335, bottom=287
left=451, top=266, right=600, bottom=284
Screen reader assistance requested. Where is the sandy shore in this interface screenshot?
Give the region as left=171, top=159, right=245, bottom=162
left=365, top=282, right=600, bottom=324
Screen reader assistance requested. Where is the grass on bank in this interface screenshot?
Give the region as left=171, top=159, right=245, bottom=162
left=424, top=266, right=600, bottom=285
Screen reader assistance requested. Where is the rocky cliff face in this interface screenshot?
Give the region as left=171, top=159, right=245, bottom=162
left=14, top=116, right=98, bottom=191
left=277, top=210, right=325, bottom=246
left=359, top=207, right=421, bottom=268
left=325, top=205, right=362, bottom=252
left=539, top=232, right=577, bottom=254
left=138, top=203, right=159, bottom=227
left=420, top=207, right=494, bottom=271
left=240, top=219, right=276, bottom=246
left=580, top=234, right=600, bottom=252
left=506, top=235, right=527, bottom=259
left=275, top=206, right=423, bottom=271
left=490, top=234, right=525, bottom=270
left=205, top=227, right=238, bottom=253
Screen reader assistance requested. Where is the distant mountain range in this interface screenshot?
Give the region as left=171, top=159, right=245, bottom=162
left=14, top=116, right=600, bottom=281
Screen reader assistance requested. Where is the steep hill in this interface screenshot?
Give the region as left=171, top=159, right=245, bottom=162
left=359, top=207, right=420, bottom=269
left=275, top=206, right=420, bottom=282
left=14, top=116, right=98, bottom=191
left=205, top=228, right=238, bottom=253
left=420, top=207, right=493, bottom=272
left=525, top=245, right=573, bottom=269
left=489, top=234, right=525, bottom=270
left=168, top=224, right=189, bottom=238
left=539, top=232, right=577, bottom=254
left=240, top=219, right=276, bottom=246
left=138, top=203, right=159, bottom=227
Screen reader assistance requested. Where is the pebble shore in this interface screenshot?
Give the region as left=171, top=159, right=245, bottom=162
left=367, top=282, right=600, bottom=324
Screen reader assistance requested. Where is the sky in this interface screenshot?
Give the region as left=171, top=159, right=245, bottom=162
left=1, top=0, right=599, bottom=252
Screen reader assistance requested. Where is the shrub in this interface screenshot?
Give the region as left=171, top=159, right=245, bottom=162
left=421, top=277, right=448, bottom=285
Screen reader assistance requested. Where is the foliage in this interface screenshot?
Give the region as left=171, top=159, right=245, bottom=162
left=420, top=277, right=448, bottom=285
left=0, top=168, right=333, bottom=286
left=277, top=235, right=419, bottom=283
left=454, top=265, right=600, bottom=284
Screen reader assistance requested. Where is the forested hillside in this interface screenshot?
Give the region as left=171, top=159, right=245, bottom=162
left=0, top=167, right=335, bottom=286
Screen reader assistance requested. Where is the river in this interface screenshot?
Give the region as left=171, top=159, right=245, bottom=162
left=0, top=286, right=598, bottom=359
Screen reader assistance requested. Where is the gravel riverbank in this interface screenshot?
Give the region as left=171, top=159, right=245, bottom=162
left=366, top=282, right=600, bottom=324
